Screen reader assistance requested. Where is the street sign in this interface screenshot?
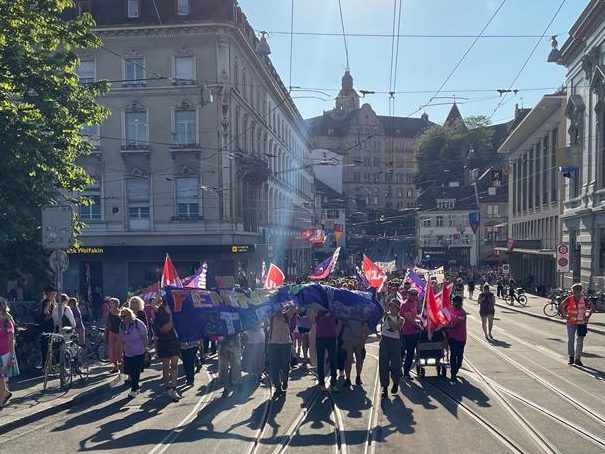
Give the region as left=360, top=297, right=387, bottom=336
left=556, top=243, right=570, bottom=273
left=468, top=212, right=480, bottom=234
left=502, top=263, right=510, bottom=275
left=49, top=250, right=69, bottom=273
left=42, top=206, right=73, bottom=250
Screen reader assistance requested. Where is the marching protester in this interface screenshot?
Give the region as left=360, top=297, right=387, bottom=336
left=379, top=301, right=403, bottom=397
left=478, top=284, right=496, bottom=340
left=243, top=322, right=266, bottom=384
left=0, top=297, right=17, bottom=407
left=127, top=296, right=148, bottom=327
left=217, top=333, right=242, bottom=394
left=315, top=308, right=340, bottom=392
left=118, top=307, right=148, bottom=397
left=153, top=298, right=181, bottom=401
left=180, top=339, right=199, bottom=388
left=105, top=297, right=122, bottom=374
left=67, top=297, right=86, bottom=347
left=267, top=303, right=295, bottom=395
left=296, top=310, right=311, bottom=363
left=560, top=283, right=594, bottom=366
left=341, top=318, right=370, bottom=387
left=467, top=277, right=476, bottom=300
left=448, top=295, right=467, bottom=381
left=399, top=287, right=421, bottom=379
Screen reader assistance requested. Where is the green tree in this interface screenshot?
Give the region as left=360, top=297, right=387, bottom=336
left=416, top=115, right=494, bottom=189
left=0, top=0, right=109, bottom=283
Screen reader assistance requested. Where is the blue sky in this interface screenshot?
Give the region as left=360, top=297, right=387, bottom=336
left=238, top=0, right=589, bottom=125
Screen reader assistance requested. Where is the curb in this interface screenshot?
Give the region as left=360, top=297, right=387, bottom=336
left=0, top=374, right=114, bottom=435
left=494, top=301, right=605, bottom=336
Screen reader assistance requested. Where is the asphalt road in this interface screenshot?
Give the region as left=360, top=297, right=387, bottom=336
left=1, top=299, right=603, bottom=454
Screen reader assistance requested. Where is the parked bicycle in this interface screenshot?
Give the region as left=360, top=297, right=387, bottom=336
left=42, top=329, right=88, bottom=390
left=84, top=325, right=108, bottom=363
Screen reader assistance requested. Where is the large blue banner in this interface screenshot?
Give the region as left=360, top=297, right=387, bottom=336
left=164, top=283, right=383, bottom=342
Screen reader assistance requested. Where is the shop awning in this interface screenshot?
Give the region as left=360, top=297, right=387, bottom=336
left=494, top=247, right=555, bottom=257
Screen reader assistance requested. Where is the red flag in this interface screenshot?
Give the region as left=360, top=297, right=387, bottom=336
left=161, top=254, right=183, bottom=288
left=426, top=282, right=448, bottom=340
left=362, top=255, right=387, bottom=292
left=440, top=282, right=454, bottom=322
left=264, top=263, right=285, bottom=289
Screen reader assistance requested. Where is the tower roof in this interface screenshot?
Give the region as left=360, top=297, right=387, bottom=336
left=444, top=103, right=465, bottom=127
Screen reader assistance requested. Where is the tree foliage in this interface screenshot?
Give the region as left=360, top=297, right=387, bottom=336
left=416, top=115, right=494, bottom=190
left=0, top=0, right=108, bottom=283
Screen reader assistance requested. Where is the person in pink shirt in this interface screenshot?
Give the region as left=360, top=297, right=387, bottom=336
left=399, top=288, right=421, bottom=379
left=447, top=295, right=467, bottom=381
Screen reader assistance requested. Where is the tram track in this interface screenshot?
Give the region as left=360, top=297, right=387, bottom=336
left=467, top=330, right=605, bottom=427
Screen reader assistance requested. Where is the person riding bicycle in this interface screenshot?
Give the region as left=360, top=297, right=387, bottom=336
left=508, top=278, right=517, bottom=303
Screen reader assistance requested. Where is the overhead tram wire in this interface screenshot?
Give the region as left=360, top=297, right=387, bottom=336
left=406, top=0, right=509, bottom=117
left=336, top=0, right=351, bottom=70
left=288, top=0, right=294, bottom=90
left=261, top=30, right=561, bottom=39
left=489, top=0, right=567, bottom=120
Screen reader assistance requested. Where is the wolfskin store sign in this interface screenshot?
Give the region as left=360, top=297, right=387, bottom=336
left=67, top=246, right=104, bottom=254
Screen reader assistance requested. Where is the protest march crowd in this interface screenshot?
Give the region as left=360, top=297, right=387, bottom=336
left=0, top=248, right=596, bottom=408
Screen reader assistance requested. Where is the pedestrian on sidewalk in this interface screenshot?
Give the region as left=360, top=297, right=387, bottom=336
left=0, top=297, right=17, bottom=407
left=104, top=298, right=122, bottom=374
left=153, top=299, right=181, bottom=401
left=379, top=301, right=403, bottom=398
left=478, top=284, right=495, bottom=340
left=267, top=304, right=295, bottom=395
left=560, top=283, right=594, bottom=366
left=36, top=287, right=56, bottom=369
left=399, top=288, right=421, bottom=380
left=118, top=307, right=148, bottom=397
left=448, top=295, right=467, bottom=381
left=315, top=308, right=341, bottom=392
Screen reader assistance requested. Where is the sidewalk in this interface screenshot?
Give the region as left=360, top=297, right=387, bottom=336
left=485, top=289, right=605, bottom=335
left=0, top=363, right=116, bottom=435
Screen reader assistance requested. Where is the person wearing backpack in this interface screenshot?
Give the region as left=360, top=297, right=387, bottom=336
left=118, top=308, right=148, bottom=397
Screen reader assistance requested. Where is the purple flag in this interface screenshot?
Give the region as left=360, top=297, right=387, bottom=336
left=184, top=262, right=207, bottom=289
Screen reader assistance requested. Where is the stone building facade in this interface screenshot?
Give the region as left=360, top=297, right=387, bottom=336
left=558, top=0, right=605, bottom=288
left=65, top=0, right=314, bottom=297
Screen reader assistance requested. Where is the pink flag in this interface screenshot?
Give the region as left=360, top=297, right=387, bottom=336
left=362, top=255, right=387, bottom=292
left=264, top=263, right=285, bottom=289
left=440, top=282, right=454, bottom=322
left=161, top=254, right=183, bottom=288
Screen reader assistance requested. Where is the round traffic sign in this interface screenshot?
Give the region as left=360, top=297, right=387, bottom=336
left=558, top=257, right=569, bottom=267
left=49, top=250, right=69, bottom=273
left=558, top=244, right=569, bottom=255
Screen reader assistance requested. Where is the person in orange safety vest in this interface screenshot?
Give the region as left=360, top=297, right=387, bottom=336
left=560, top=283, right=594, bottom=366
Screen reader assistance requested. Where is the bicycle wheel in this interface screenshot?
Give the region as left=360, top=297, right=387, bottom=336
left=517, top=295, right=527, bottom=306
left=61, top=350, right=73, bottom=389
left=543, top=302, right=558, bottom=317
left=96, top=339, right=109, bottom=363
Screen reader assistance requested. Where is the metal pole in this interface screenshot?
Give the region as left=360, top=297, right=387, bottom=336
left=55, top=249, right=66, bottom=388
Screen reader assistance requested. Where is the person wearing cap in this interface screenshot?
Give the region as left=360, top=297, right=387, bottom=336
left=379, top=300, right=403, bottom=397
left=478, top=283, right=496, bottom=340
left=560, top=283, right=594, bottom=366
left=447, top=295, right=467, bottom=381
left=399, top=287, right=421, bottom=379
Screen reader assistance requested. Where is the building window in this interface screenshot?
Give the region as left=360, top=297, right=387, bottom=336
left=373, top=196, right=379, bottom=205
left=127, top=0, right=140, bottom=18
left=176, top=177, right=199, bottom=218
left=125, top=57, right=144, bottom=84
left=406, top=189, right=413, bottom=198
left=81, top=124, right=100, bottom=149
left=353, top=172, right=361, bottom=182
left=175, top=56, right=194, bottom=83
left=174, top=110, right=196, bottom=145
left=487, top=205, right=499, bottom=216
left=422, top=218, right=431, bottom=227
left=397, top=190, right=403, bottom=198
left=76, top=60, right=95, bottom=84
left=79, top=181, right=101, bottom=221
left=326, top=209, right=339, bottom=219
left=127, top=178, right=150, bottom=230
left=405, top=173, right=414, bottom=184
left=436, top=216, right=444, bottom=227
left=125, top=111, right=148, bottom=146
left=176, top=0, right=190, bottom=15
